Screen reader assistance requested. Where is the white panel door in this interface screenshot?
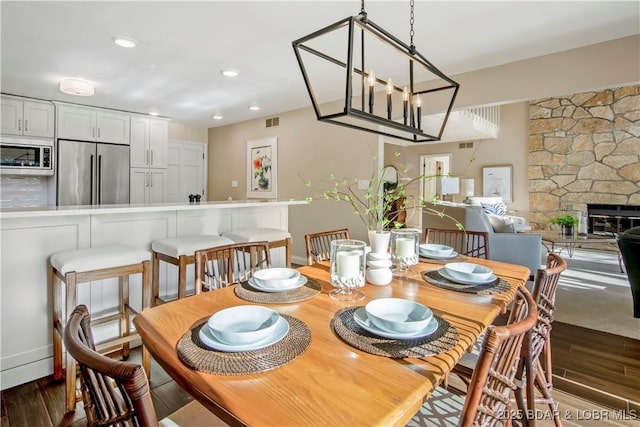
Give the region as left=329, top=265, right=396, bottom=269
left=96, top=111, right=130, bottom=145
left=166, top=141, right=206, bottom=203
left=0, top=98, right=23, bottom=135
left=23, top=101, right=54, bottom=138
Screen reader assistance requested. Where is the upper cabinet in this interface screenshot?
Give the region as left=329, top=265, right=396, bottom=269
left=56, top=104, right=130, bottom=145
left=1, top=96, right=54, bottom=138
left=130, top=116, right=168, bottom=168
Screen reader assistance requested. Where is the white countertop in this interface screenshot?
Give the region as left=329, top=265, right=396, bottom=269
left=0, top=199, right=307, bottom=219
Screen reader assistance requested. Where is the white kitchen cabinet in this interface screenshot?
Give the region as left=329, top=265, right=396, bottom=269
left=130, top=116, right=168, bottom=168
left=1, top=96, right=54, bottom=138
left=56, top=104, right=130, bottom=145
left=130, top=167, right=166, bottom=203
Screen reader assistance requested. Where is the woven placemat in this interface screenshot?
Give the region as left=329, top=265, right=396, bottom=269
left=331, top=307, right=458, bottom=358
left=421, top=270, right=511, bottom=295
left=419, top=253, right=468, bottom=264
left=177, top=314, right=311, bottom=375
left=234, top=277, right=322, bottom=304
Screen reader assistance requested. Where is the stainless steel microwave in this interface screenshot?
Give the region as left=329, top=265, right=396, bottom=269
left=0, top=137, right=54, bottom=175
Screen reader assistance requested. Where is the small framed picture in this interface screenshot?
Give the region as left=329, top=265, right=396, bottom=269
left=247, top=137, right=278, bottom=199
left=482, top=165, right=512, bottom=202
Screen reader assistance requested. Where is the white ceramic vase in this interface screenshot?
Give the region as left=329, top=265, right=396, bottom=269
left=368, top=229, right=390, bottom=254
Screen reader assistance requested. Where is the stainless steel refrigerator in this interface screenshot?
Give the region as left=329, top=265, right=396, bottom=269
left=57, top=140, right=129, bottom=206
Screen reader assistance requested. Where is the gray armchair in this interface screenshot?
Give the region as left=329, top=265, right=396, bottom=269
left=423, top=202, right=542, bottom=275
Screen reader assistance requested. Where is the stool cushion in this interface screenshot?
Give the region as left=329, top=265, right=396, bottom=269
left=50, top=245, right=151, bottom=275
left=222, top=228, right=291, bottom=243
left=152, top=235, right=234, bottom=258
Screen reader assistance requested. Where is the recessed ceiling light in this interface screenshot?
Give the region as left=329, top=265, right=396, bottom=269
left=149, top=112, right=159, bottom=116
left=59, top=78, right=94, bottom=96
left=221, top=69, right=239, bottom=77
left=213, top=115, right=223, bottom=120
left=249, top=106, right=260, bottom=111
left=113, top=37, right=137, bottom=48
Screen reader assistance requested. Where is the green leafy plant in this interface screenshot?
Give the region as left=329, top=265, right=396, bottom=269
left=548, top=214, right=578, bottom=227
left=303, top=152, right=460, bottom=232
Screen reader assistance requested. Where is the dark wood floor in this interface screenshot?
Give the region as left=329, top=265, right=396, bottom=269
left=551, top=321, right=640, bottom=415
left=1, top=321, right=638, bottom=426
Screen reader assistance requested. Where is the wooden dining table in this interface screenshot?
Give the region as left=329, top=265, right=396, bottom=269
left=133, top=258, right=529, bottom=426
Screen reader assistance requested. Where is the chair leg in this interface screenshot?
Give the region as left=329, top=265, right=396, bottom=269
left=178, top=255, right=187, bottom=299
left=152, top=251, right=160, bottom=306
left=65, top=272, right=78, bottom=412
left=121, top=275, right=130, bottom=359
left=285, top=237, right=292, bottom=267
left=141, top=260, right=152, bottom=379
left=51, top=266, right=64, bottom=380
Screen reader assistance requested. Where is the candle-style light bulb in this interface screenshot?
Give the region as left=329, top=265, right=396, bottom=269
left=368, top=70, right=375, bottom=113
left=402, top=87, right=409, bottom=125
left=386, top=78, right=393, bottom=119
left=416, top=95, right=422, bottom=129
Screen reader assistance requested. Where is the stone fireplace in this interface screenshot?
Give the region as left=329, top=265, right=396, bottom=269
left=528, top=84, right=640, bottom=230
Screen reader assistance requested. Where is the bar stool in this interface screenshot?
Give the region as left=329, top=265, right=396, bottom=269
left=50, top=244, right=151, bottom=412
left=151, top=235, right=233, bottom=304
left=222, top=228, right=292, bottom=267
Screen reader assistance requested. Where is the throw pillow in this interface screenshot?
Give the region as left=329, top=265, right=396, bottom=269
left=480, top=201, right=507, bottom=217
left=487, top=214, right=515, bottom=233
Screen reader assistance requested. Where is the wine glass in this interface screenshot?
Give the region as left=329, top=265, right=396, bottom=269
left=329, top=239, right=366, bottom=301
left=391, top=229, right=420, bottom=277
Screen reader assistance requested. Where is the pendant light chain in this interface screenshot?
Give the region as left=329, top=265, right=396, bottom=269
left=409, top=0, right=415, bottom=49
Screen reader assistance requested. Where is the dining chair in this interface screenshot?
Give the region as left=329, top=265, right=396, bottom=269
left=451, top=253, right=567, bottom=426
left=194, top=241, right=271, bottom=293
left=516, top=252, right=567, bottom=427
left=408, top=286, right=537, bottom=426
left=304, top=228, right=350, bottom=265
left=425, top=228, right=490, bottom=259
left=63, top=304, right=228, bottom=427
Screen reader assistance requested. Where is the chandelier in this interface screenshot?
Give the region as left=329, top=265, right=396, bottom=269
left=292, top=0, right=459, bottom=143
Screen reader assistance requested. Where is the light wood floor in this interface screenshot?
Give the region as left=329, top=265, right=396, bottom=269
left=2, top=322, right=639, bottom=427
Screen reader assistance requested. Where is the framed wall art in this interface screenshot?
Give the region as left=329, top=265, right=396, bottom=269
left=247, top=137, right=278, bottom=199
left=482, top=165, right=512, bottom=202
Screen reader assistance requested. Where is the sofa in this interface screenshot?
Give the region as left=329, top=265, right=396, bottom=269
left=422, top=198, right=542, bottom=275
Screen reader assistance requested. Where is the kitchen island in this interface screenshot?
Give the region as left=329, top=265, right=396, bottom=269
left=0, top=199, right=305, bottom=389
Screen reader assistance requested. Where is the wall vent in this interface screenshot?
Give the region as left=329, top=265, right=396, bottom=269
left=458, top=142, right=474, bottom=149
left=265, top=117, right=280, bottom=128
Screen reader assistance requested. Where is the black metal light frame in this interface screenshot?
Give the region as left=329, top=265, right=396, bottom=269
left=292, top=11, right=460, bottom=143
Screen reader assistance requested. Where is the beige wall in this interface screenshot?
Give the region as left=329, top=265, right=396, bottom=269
left=207, top=35, right=640, bottom=263
left=169, top=121, right=208, bottom=143
left=208, top=107, right=379, bottom=259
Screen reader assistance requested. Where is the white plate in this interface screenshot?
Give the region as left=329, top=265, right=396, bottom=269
left=419, top=250, right=459, bottom=260
left=353, top=307, right=439, bottom=339
left=247, top=275, right=308, bottom=292
left=199, top=316, right=289, bottom=352
left=437, top=267, right=497, bottom=285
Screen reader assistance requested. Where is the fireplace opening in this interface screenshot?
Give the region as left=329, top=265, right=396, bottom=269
left=587, top=204, right=640, bottom=235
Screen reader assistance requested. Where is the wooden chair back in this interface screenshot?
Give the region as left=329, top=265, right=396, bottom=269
left=529, top=252, right=567, bottom=367
left=194, top=241, right=271, bottom=293
left=459, top=287, right=537, bottom=426
left=425, top=228, right=490, bottom=259
left=304, top=228, right=350, bottom=265
left=63, top=305, right=158, bottom=427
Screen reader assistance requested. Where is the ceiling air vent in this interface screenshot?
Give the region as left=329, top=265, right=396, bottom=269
left=458, top=142, right=474, bottom=149
left=265, top=117, right=280, bottom=128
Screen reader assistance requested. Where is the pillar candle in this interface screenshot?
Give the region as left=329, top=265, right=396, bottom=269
left=395, top=238, right=415, bottom=258
left=337, top=251, right=360, bottom=279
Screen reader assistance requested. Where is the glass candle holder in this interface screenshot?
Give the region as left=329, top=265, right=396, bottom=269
left=330, top=239, right=366, bottom=301
left=390, top=229, right=420, bottom=276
